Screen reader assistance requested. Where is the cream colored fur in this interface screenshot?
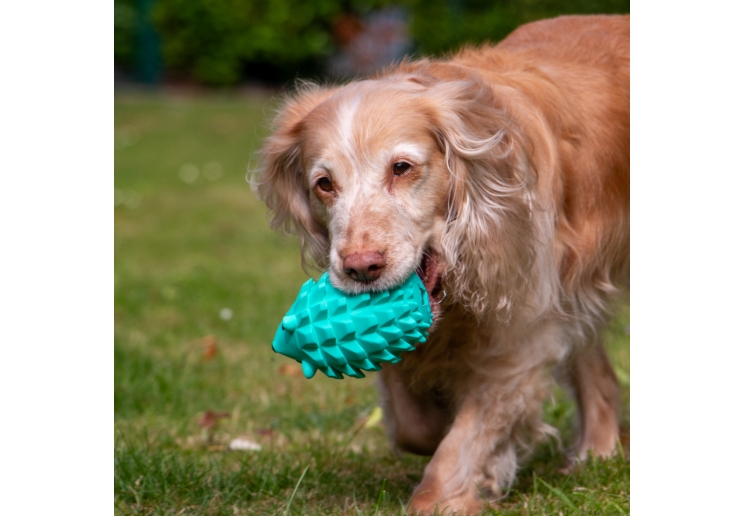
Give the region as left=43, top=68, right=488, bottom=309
left=254, top=14, right=629, bottom=514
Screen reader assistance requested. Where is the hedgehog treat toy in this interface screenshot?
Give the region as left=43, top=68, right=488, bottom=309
left=271, top=272, right=433, bottom=379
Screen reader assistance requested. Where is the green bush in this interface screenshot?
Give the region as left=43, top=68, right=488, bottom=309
left=114, top=0, right=137, bottom=70
left=151, top=0, right=390, bottom=86
left=114, top=0, right=629, bottom=86
left=408, top=0, right=630, bottom=56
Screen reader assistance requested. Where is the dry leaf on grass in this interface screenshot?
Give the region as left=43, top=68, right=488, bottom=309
left=349, top=406, right=384, bottom=435
left=201, top=335, right=218, bottom=360
left=198, top=409, right=229, bottom=443
left=620, top=425, right=630, bottom=457
left=278, top=363, right=302, bottom=377
left=198, top=410, right=229, bottom=430
left=364, top=406, right=383, bottom=428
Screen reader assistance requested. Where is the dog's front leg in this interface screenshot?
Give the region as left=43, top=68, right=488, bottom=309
left=409, top=395, right=489, bottom=515
left=409, top=364, right=552, bottom=515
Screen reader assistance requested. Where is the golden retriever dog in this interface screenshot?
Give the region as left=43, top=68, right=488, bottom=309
left=255, top=14, right=629, bottom=514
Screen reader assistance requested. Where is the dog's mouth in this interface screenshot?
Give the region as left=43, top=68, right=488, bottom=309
left=416, top=247, right=445, bottom=314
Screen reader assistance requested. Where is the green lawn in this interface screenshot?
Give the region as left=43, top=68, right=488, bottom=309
left=114, top=93, right=630, bottom=515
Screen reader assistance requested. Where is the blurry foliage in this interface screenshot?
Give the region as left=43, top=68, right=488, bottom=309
left=114, top=0, right=137, bottom=69
left=150, top=0, right=390, bottom=85
left=114, top=0, right=629, bottom=86
left=408, top=0, right=630, bottom=56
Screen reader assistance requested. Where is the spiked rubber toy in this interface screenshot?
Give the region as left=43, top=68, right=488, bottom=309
left=271, top=272, right=433, bottom=379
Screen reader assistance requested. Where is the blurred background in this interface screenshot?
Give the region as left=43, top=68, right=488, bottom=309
left=115, top=0, right=630, bottom=89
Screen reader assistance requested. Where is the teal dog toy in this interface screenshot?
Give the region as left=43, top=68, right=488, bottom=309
left=272, top=272, right=432, bottom=379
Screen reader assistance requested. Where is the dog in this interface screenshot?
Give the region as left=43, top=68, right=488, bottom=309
left=255, top=14, right=629, bottom=514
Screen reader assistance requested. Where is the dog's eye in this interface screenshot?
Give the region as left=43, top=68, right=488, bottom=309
left=316, top=177, right=334, bottom=193
left=392, top=162, right=412, bottom=176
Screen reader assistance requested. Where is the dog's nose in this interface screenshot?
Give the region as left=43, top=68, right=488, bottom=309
left=343, top=252, right=386, bottom=283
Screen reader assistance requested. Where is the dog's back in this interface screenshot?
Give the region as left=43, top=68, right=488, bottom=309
left=458, top=15, right=630, bottom=309
left=496, top=14, right=629, bottom=69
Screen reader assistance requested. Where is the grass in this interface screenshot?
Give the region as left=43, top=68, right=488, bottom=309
left=114, top=92, right=630, bottom=515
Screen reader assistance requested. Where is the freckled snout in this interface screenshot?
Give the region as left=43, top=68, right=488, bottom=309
left=343, top=251, right=386, bottom=283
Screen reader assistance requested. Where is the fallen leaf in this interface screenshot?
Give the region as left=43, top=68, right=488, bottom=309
left=349, top=406, right=385, bottom=436
left=202, top=335, right=218, bottom=360
left=364, top=406, right=383, bottom=428
left=198, top=410, right=229, bottom=430
left=278, top=363, right=302, bottom=377
left=620, top=425, right=630, bottom=456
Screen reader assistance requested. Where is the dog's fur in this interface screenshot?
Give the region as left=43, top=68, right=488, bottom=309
left=255, top=15, right=629, bottom=514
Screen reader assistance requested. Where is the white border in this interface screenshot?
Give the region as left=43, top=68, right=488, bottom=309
left=0, top=2, right=112, bottom=512
left=632, top=2, right=744, bottom=514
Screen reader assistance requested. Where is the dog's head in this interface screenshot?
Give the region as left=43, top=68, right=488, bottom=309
left=255, top=66, right=535, bottom=320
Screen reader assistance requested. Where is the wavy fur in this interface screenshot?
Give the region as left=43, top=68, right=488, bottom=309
left=255, top=14, right=629, bottom=515
left=252, top=83, right=338, bottom=270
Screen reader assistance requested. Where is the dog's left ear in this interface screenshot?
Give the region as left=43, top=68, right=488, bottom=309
left=421, top=73, right=537, bottom=320
left=253, top=83, right=338, bottom=270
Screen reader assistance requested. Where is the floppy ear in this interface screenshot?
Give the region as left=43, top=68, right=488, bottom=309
left=253, top=83, right=338, bottom=270
left=422, top=72, right=537, bottom=321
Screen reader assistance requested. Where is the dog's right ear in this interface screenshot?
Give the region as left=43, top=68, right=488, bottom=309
left=253, top=83, right=337, bottom=270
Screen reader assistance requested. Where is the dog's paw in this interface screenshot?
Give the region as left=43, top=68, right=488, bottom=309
left=409, top=480, right=484, bottom=515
